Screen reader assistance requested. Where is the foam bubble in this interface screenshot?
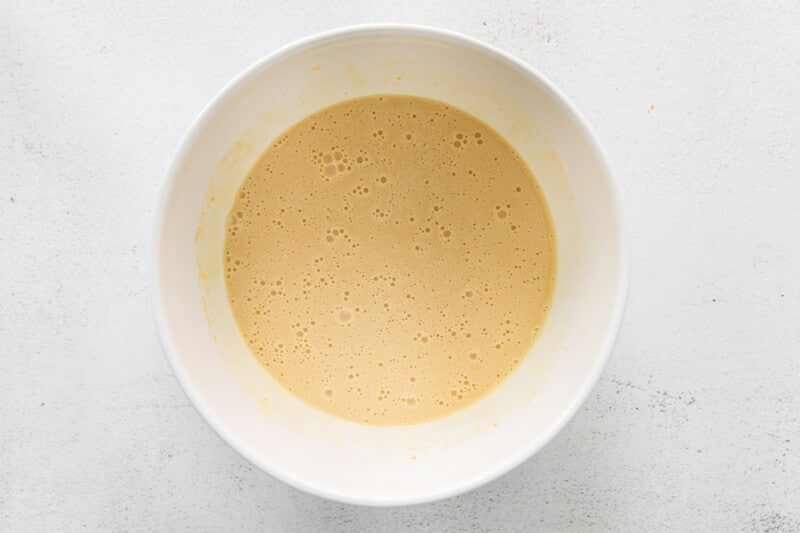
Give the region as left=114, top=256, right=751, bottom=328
left=337, top=308, right=353, bottom=324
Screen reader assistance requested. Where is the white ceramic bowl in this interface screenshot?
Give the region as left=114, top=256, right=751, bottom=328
left=153, top=25, right=628, bottom=506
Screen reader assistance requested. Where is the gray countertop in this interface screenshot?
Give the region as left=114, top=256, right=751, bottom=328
left=2, top=1, right=799, bottom=530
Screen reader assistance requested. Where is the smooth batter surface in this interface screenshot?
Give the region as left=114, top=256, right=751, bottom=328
left=224, top=95, right=556, bottom=425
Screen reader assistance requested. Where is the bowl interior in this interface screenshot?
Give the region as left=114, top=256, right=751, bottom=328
left=154, top=27, right=625, bottom=505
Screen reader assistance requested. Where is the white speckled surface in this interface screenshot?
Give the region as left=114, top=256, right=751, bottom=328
left=2, top=1, right=799, bottom=530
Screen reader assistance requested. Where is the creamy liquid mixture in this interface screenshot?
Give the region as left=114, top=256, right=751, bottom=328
left=224, top=95, right=556, bottom=425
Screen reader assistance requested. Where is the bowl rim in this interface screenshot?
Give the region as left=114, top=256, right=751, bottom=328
left=151, top=23, right=630, bottom=506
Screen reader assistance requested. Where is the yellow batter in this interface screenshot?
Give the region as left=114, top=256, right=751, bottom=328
left=224, top=95, right=556, bottom=425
